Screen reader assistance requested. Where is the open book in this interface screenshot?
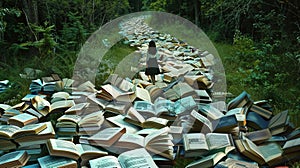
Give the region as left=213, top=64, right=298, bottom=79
left=0, top=150, right=30, bottom=168
left=104, top=73, right=135, bottom=92
left=29, top=79, right=56, bottom=94
left=96, top=84, right=135, bottom=102
left=15, top=121, right=55, bottom=147
left=31, top=95, right=75, bottom=116
left=89, top=148, right=158, bottom=168
left=38, top=155, right=77, bottom=168
left=164, top=82, right=197, bottom=101
left=46, top=139, right=108, bottom=161
left=183, top=132, right=234, bottom=157
left=124, top=107, right=170, bottom=129
left=8, top=113, right=38, bottom=127
left=0, top=122, right=47, bottom=139
left=235, top=137, right=283, bottom=166
left=88, top=127, right=126, bottom=147
left=133, top=97, right=173, bottom=119
left=114, top=127, right=174, bottom=160
left=185, top=147, right=234, bottom=168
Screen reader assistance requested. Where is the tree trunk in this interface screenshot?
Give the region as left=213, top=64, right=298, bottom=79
left=194, top=0, right=199, bottom=26
left=22, top=0, right=38, bottom=24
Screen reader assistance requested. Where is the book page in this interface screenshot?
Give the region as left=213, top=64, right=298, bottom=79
left=57, top=114, right=81, bottom=123
left=134, top=101, right=155, bottom=113
left=126, top=107, right=145, bottom=123
left=258, top=143, right=282, bottom=162
left=50, top=100, right=75, bottom=112
left=283, top=138, right=300, bottom=149
left=106, top=115, right=139, bottom=134
left=90, top=127, right=125, bottom=141
left=198, top=104, right=224, bottom=120
left=205, top=133, right=231, bottom=150
left=48, top=139, right=79, bottom=156
left=89, top=156, right=121, bottom=168
left=145, top=127, right=170, bottom=145
left=0, top=125, right=20, bottom=138
left=153, top=97, right=174, bottom=115
left=0, top=150, right=25, bottom=165
left=144, top=117, right=168, bottom=126
left=118, top=148, right=158, bottom=168
left=135, top=87, right=151, bottom=102
left=31, top=96, right=51, bottom=116
left=76, top=144, right=108, bottom=156
left=117, top=133, right=145, bottom=147
left=38, top=155, right=77, bottom=168
left=191, top=110, right=213, bottom=132
left=183, top=133, right=209, bottom=151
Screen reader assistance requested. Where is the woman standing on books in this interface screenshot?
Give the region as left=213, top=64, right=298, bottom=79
left=145, top=40, right=160, bottom=84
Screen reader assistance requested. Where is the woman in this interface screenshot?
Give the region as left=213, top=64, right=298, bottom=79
left=145, top=40, right=160, bottom=84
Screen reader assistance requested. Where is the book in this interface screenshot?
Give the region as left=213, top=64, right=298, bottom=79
left=88, top=127, right=126, bottom=147
left=104, top=73, right=134, bottom=92
left=184, top=74, right=213, bottom=90
left=0, top=138, right=17, bottom=150
left=104, top=101, right=131, bottom=115
left=114, top=127, right=174, bottom=159
left=227, top=91, right=252, bottom=111
left=212, top=114, right=238, bottom=133
left=50, top=91, right=79, bottom=103
left=78, top=111, right=104, bottom=135
left=189, top=110, right=213, bottom=133
left=38, top=155, right=77, bottom=168
left=64, top=102, right=89, bottom=115
left=282, top=137, right=300, bottom=154
left=46, top=139, right=108, bottom=161
left=249, top=104, right=273, bottom=119
left=198, top=103, right=224, bottom=120
left=194, top=89, right=212, bottom=103
left=246, top=111, right=269, bottom=130
left=0, top=122, right=47, bottom=139
left=18, top=145, right=42, bottom=162
left=77, top=143, right=109, bottom=166
left=96, top=84, right=135, bottom=102
left=14, top=122, right=55, bottom=146
left=235, top=138, right=283, bottom=165
left=133, top=98, right=173, bottom=119
left=245, top=128, right=272, bottom=144
left=56, top=114, right=81, bottom=136
left=185, top=148, right=234, bottom=168
left=172, top=96, right=197, bottom=115
left=183, top=132, right=234, bottom=157
left=55, top=78, right=75, bottom=93
left=0, top=150, right=30, bottom=167
left=215, top=158, right=259, bottom=168
left=268, top=110, right=289, bottom=135
left=0, top=79, right=10, bottom=93
left=29, top=79, right=56, bottom=94
left=105, top=115, right=140, bottom=133
left=164, top=82, right=197, bottom=101
left=8, top=113, right=38, bottom=127
left=124, top=107, right=170, bottom=129
left=31, top=95, right=75, bottom=116
left=89, top=148, right=158, bottom=168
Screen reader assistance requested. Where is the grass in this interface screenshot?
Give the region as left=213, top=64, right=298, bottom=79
left=0, top=28, right=299, bottom=167
left=213, top=41, right=300, bottom=127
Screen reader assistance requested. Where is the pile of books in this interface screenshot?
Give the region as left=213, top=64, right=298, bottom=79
left=0, top=15, right=299, bottom=168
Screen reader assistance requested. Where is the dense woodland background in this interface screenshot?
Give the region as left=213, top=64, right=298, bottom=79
left=0, top=0, right=299, bottom=126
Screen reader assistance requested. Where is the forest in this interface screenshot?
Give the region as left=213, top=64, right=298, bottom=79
left=0, top=1, right=299, bottom=130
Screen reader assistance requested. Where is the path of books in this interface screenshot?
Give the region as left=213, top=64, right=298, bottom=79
left=0, top=16, right=299, bottom=168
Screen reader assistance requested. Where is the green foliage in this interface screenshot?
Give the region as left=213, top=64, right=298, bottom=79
left=95, top=41, right=136, bottom=88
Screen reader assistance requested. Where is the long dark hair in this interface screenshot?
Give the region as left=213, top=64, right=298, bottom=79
left=148, top=40, right=157, bottom=55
